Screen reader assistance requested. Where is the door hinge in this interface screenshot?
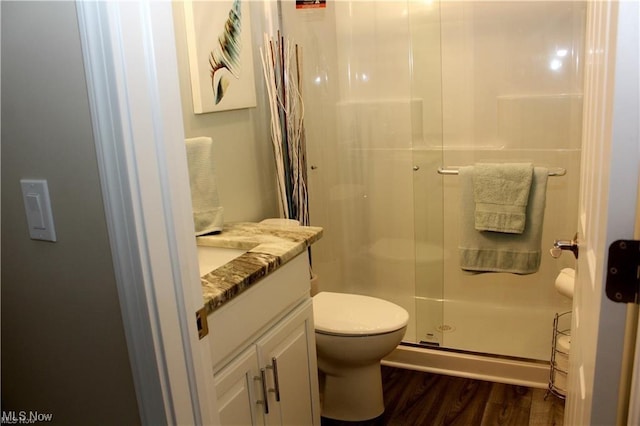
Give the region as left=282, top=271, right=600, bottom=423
left=605, top=240, right=640, bottom=304
left=196, top=306, right=209, bottom=339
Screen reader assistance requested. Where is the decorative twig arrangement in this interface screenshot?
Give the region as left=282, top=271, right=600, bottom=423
left=260, top=32, right=309, bottom=225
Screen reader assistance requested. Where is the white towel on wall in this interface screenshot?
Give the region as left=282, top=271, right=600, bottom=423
left=185, top=136, right=224, bottom=235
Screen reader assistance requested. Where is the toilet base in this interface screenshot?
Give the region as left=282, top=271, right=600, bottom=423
left=321, top=413, right=385, bottom=426
left=320, top=363, right=385, bottom=421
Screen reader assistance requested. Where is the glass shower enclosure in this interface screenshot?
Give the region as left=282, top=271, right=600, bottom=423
left=280, top=0, right=584, bottom=362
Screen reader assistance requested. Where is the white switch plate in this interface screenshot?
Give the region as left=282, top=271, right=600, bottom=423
left=20, top=179, right=57, bottom=242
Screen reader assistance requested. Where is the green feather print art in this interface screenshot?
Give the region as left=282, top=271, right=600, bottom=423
left=209, top=0, right=242, bottom=105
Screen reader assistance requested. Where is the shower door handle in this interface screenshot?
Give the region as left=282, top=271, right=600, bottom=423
left=550, top=233, right=579, bottom=259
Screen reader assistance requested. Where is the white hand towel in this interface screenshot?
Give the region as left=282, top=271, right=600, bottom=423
left=186, top=137, right=224, bottom=236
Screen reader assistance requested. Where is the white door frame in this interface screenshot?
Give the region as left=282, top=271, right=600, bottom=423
left=76, top=2, right=217, bottom=424
left=566, top=0, right=640, bottom=425
left=629, top=312, right=640, bottom=424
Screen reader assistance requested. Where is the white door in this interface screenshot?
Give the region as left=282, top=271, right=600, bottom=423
left=565, top=1, right=640, bottom=425
left=76, top=2, right=219, bottom=424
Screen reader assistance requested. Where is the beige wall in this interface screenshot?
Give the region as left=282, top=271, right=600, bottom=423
left=172, top=2, right=279, bottom=223
left=1, top=2, right=140, bottom=424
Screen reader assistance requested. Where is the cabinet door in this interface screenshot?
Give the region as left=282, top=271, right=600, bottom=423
left=214, top=347, right=265, bottom=426
left=257, top=300, right=320, bottom=426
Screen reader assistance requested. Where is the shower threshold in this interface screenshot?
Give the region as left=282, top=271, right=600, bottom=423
left=381, top=342, right=549, bottom=389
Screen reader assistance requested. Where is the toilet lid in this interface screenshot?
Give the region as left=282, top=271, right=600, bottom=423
left=313, top=292, right=409, bottom=335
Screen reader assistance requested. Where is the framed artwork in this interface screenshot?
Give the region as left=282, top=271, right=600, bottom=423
left=183, top=0, right=257, bottom=114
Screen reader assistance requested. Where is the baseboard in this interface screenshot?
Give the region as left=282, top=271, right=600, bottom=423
left=381, top=344, right=550, bottom=389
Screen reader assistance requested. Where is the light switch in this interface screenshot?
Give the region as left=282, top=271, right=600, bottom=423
left=20, top=179, right=57, bottom=242
left=25, top=193, right=46, bottom=229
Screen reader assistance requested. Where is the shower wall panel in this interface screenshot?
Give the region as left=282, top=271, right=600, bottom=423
left=435, top=1, right=585, bottom=360
left=439, top=1, right=585, bottom=148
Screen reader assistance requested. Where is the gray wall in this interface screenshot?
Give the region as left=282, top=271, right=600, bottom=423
left=1, top=2, right=140, bottom=424
left=172, top=3, right=279, bottom=222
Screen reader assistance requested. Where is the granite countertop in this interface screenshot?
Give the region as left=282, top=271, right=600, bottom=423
left=197, top=222, right=323, bottom=314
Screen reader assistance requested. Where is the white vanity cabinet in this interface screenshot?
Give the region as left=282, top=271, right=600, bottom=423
left=256, top=300, right=317, bottom=425
left=209, top=253, right=320, bottom=426
left=214, top=346, right=262, bottom=425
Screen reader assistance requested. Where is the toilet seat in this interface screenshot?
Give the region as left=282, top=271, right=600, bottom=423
left=313, top=292, right=409, bottom=336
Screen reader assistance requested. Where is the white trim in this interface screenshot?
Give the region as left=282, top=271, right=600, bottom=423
left=75, top=3, right=168, bottom=423
left=615, top=1, right=640, bottom=423
left=629, top=310, right=640, bottom=425
left=76, top=2, right=216, bottom=424
left=382, top=345, right=549, bottom=389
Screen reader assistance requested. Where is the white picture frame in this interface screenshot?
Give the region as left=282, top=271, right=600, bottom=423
left=183, top=0, right=257, bottom=113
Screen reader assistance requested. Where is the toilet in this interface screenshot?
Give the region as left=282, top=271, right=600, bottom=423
left=312, top=291, right=409, bottom=421
left=258, top=218, right=409, bottom=420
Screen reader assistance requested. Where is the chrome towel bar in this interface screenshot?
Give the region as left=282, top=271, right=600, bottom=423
left=436, top=166, right=566, bottom=176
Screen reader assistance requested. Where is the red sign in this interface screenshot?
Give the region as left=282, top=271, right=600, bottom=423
left=296, top=0, right=326, bottom=9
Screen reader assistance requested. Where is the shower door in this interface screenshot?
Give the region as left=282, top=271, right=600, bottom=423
left=408, top=0, right=446, bottom=348
left=281, top=0, right=427, bottom=343
left=414, top=1, right=586, bottom=360
left=280, top=0, right=585, bottom=361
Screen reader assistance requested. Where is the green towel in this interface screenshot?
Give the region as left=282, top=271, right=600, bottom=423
left=473, top=163, right=533, bottom=234
left=459, top=166, right=548, bottom=274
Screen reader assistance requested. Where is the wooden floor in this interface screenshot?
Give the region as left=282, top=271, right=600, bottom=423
left=321, top=366, right=565, bottom=426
